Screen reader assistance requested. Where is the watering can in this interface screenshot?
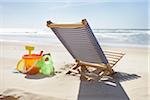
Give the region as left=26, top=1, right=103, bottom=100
left=16, top=46, right=55, bottom=75
left=16, top=46, right=43, bottom=74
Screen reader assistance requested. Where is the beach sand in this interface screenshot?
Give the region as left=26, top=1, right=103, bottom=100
left=0, top=41, right=149, bottom=100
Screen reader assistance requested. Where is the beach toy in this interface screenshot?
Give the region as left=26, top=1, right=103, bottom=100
left=36, top=53, right=55, bottom=76
left=16, top=59, right=25, bottom=73
left=16, top=46, right=43, bottom=75
left=16, top=46, right=55, bottom=76
left=25, top=46, right=34, bottom=55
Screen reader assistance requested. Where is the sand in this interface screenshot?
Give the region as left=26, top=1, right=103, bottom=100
left=0, top=41, right=149, bottom=100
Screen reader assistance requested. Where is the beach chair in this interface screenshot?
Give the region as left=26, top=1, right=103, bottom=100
left=47, top=19, right=125, bottom=80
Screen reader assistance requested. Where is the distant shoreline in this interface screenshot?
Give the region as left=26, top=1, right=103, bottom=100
left=0, top=29, right=149, bottom=48
left=0, top=39, right=149, bottom=49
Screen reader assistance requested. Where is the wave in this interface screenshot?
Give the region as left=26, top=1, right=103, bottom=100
left=0, top=29, right=149, bottom=48
left=93, top=29, right=149, bottom=34
left=95, top=32, right=149, bottom=45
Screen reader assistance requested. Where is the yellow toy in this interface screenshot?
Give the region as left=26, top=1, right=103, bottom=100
left=25, top=46, right=34, bottom=55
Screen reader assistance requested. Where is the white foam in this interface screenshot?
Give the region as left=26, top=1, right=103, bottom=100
left=0, top=29, right=149, bottom=48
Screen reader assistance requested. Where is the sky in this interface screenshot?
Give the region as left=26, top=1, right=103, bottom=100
left=0, top=0, right=149, bottom=29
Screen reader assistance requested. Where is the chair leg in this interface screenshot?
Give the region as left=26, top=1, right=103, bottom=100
left=108, top=69, right=117, bottom=76
left=79, top=65, right=93, bottom=81
left=92, top=68, right=102, bottom=75
left=106, top=64, right=115, bottom=75
left=96, top=70, right=110, bottom=81
left=66, top=63, right=79, bottom=74
left=66, top=62, right=116, bottom=81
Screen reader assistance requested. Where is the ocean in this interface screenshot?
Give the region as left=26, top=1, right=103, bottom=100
left=0, top=29, right=149, bottom=48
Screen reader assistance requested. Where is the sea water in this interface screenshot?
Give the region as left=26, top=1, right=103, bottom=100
left=94, top=29, right=149, bottom=48
left=0, top=29, right=149, bottom=48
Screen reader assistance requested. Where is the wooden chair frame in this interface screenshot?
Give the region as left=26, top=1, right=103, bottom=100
left=66, top=50, right=125, bottom=80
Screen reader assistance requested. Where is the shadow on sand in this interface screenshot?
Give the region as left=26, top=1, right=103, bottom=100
left=13, top=70, right=55, bottom=79
left=77, top=72, right=140, bottom=100
left=24, top=74, right=53, bottom=79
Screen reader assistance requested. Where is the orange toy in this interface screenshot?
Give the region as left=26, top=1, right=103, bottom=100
left=17, top=46, right=43, bottom=75
left=23, top=54, right=42, bottom=74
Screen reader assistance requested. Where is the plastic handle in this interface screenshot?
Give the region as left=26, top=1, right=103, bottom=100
left=39, top=51, right=43, bottom=56
left=25, top=46, right=34, bottom=55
